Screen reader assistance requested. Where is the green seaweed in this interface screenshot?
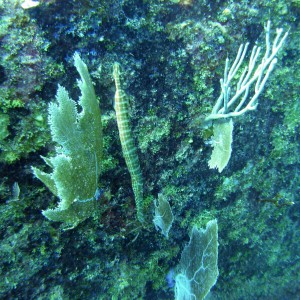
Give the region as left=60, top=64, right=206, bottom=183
left=32, top=53, right=104, bottom=229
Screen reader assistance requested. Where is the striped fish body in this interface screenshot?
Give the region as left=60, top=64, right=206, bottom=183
left=113, top=63, right=144, bottom=222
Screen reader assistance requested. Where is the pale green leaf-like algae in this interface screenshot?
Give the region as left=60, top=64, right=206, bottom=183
left=32, top=53, right=103, bottom=229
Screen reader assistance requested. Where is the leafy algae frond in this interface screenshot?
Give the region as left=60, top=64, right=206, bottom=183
left=32, top=53, right=103, bottom=229
left=113, top=62, right=144, bottom=223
